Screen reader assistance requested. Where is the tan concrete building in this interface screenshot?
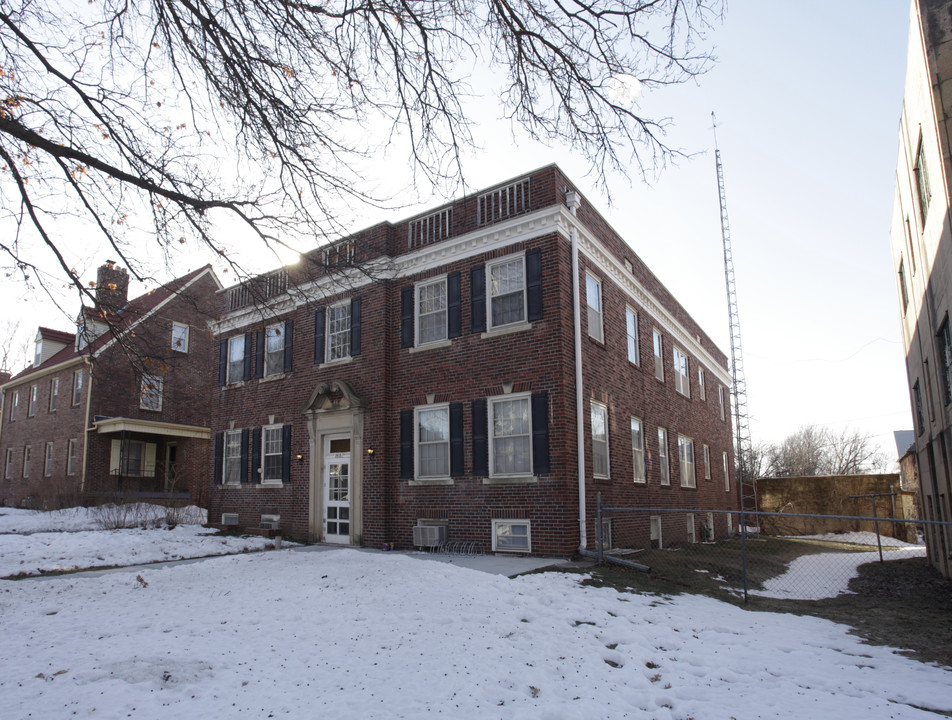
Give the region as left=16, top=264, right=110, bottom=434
left=890, top=0, right=952, bottom=577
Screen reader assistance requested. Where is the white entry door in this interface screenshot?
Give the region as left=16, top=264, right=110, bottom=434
left=323, top=435, right=351, bottom=543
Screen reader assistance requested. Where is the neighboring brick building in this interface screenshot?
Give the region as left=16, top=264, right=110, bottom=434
left=209, top=165, right=737, bottom=556
left=890, top=0, right=952, bottom=577
left=0, top=262, right=221, bottom=508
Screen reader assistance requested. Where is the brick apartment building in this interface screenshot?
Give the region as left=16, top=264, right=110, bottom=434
left=0, top=263, right=221, bottom=507
left=890, top=0, right=952, bottom=578
left=210, top=165, right=737, bottom=556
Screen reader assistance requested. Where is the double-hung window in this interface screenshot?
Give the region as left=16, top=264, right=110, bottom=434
left=72, top=370, right=83, bottom=406
left=261, top=425, right=284, bottom=484
left=658, top=428, right=670, bottom=486
left=915, top=135, right=932, bottom=224
left=652, top=330, right=664, bottom=382
left=703, top=444, right=711, bottom=480
left=4, top=448, right=13, bottom=479
left=140, top=376, right=163, bottom=411
left=10, top=389, right=17, bottom=421
left=49, top=378, right=59, bottom=412
left=678, top=435, right=695, bottom=488
left=718, top=385, right=726, bottom=421
left=67, top=439, right=78, bottom=476
left=227, top=335, right=245, bottom=384
left=265, top=323, right=286, bottom=376
left=171, top=322, right=189, bottom=352
left=723, top=452, right=731, bottom=492
left=417, top=278, right=448, bottom=345
left=416, top=406, right=450, bottom=478
left=591, top=402, right=609, bottom=478
left=939, top=320, right=952, bottom=406
left=23, top=446, right=31, bottom=478
left=586, top=273, right=603, bottom=342
left=326, top=301, right=352, bottom=362
left=899, top=259, right=910, bottom=314
left=914, top=380, right=925, bottom=435
left=224, top=430, right=243, bottom=485
left=626, top=307, right=639, bottom=364
left=44, top=442, right=54, bottom=477
left=28, top=385, right=37, bottom=417
left=488, top=256, right=526, bottom=329
left=698, top=367, right=706, bottom=401
left=673, top=347, right=690, bottom=397
left=631, top=417, right=645, bottom=483
left=491, top=395, right=532, bottom=476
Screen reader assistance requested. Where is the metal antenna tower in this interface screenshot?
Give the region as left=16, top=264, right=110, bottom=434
left=712, top=113, right=756, bottom=515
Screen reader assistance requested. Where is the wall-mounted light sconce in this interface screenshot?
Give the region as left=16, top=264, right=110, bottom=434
left=296, top=453, right=304, bottom=464
left=366, top=448, right=375, bottom=458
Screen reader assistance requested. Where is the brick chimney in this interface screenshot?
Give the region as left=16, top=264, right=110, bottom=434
left=95, top=261, right=129, bottom=311
left=0, top=370, right=10, bottom=385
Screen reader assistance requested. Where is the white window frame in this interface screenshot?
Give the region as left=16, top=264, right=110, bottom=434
left=658, top=427, right=670, bottom=486
left=678, top=435, right=696, bottom=488
left=416, top=276, right=448, bottom=346
left=698, top=366, right=706, bottom=401
left=650, top=515, right=662, bottom=549
left=28, top=384, right=37, bottom=417
left=49, top=377, right=59, bottom=412
left=626, top=307, right=639, bottom=365
left=23, top=445, right=30, bottom=478
left=673, top=347, right=690, bottom=397
left=703, top=444, right=711, bottom=480
left=719, top=385, right=726, bottom=421
left=223, top=429, right=242, bottom=485
left=591, top=401, right=609, bottom=479
left=72, top=369, right=83, bottom=406
left=227, top=335, right=245, bottom=384
left=67, top=439, right=78, bottom=476
left=652, top=330, right=664, bottom=382
left=489, top=393, right=533, bottom=477
left=4, top=448, right=13, bottom=479
left=487, top=253, right=527, bottom=330
left=44, top=441, right=54, bottom=477
left=631, top=417, right=645, bottom=483
left=492, top=519, right=531, bottom=553
left=171, top=322, right=190, bottom=353
left=686, top=513, right=696, bottom=544
left=264, top=322, right=286, bottom=376
left=261, top=424, right=284, bottom=485
left=10, top=389, right=17, bottom=420
left=415, top=404, right=451, bottom=479
left=140, top=375, right=163, bottom=411
left=586, top=273, right=603, bottom=342
left=723, top=451, right=731, bottom=493
left=326, top=300, right=352, bottom=362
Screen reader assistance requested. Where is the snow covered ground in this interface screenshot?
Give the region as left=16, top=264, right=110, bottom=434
left=0, top=510, right=949, bottom=719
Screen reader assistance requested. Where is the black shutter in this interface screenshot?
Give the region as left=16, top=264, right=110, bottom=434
left=254, top=331, right=264, bottom=379
left=399, top=410, right=414, bottom=479
left=281, top=424, right=292, bottom=483
left=400, top=287, right=414, bottom=348
left=283, top=320, right=294, bottom=372
left=450, top=402, right=464, bottom=477
left=472, top=399, right=488, bottom=476
left=217, top=340, right=227, bottom=386
left=243, top=332, right=253, bottom=381
left=531, top=392, right=550, bottom=474
left=240, top=428, right=249, bottom=483
left=213, top=432, right=224, bottom=484
left=447, top=272, right=461, bottom=339
left=350, top=298, right=361, bottom=356
left=250, top=428, right=261, bottom=483
left=526, top=248, right=543, bottom=321
left=471, top=266, right=486, bottom=333
left=314, top=308, right=325, bottom=364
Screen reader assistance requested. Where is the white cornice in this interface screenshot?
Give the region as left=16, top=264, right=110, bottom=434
left=1, top=355, right=87, bottom=391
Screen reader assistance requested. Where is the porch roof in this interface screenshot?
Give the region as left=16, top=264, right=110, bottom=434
left=91, top=417, right=210, bottom=440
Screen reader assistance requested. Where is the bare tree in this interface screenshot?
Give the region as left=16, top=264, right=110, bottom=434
left=0, top=0, right=722, bottom=316
left=763, top=425, right=888, bottom=477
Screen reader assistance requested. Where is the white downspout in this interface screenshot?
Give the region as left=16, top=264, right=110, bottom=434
left=567, top=192, right=587, bottom=550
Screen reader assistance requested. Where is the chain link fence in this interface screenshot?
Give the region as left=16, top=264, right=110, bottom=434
left=593, top=495, right=947, bottom=604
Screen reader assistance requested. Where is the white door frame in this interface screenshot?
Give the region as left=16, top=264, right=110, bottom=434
left=322, top=434, right=352, bottom=544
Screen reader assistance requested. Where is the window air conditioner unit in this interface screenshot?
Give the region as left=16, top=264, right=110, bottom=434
left=221, top=513, right=239, bottom=526
left=260, top=514, right=280, bottom=530
left=413, top=523, right=446, bottom=548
